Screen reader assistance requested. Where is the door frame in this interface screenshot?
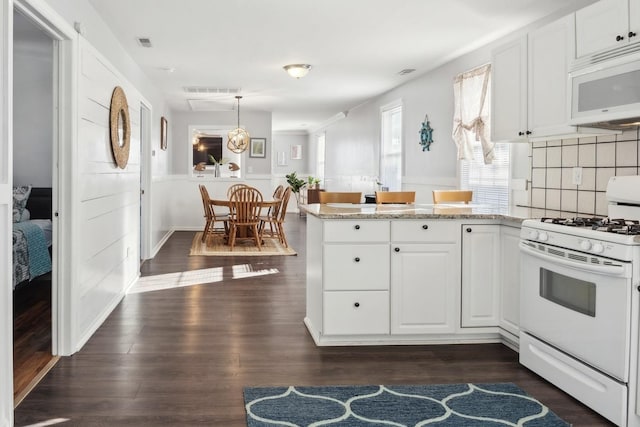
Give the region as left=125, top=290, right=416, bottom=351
left=1, top=2, right=77, bottom=421
left=140, top=101, right=152, bottom=260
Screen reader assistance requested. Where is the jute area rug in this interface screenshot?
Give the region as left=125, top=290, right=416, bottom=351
left=190, top=232, right=297, bottom=256
left=244, top=383, right=569, bottom=426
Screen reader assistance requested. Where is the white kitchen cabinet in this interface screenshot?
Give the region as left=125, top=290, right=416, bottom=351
left=491, top=36, right=528, bottom=142
left=575, top=0, right=640, bottom=59
left=321, top=220, right=390, bottom=336
left=390, top=243, right=459, bottom=334
left=390, top=221, right=460, bottom=335
left=461, top=224, right=501, bottom=328
left=492, top=15, right=611, bottom=142
left=527, top=15, right=577, bottom=137
left=499, top=225, right=521, bottom=338
left=324, top=291, right=389, bottom=335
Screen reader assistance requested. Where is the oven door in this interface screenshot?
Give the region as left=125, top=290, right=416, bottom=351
left=520, top=240, right=633, bottom=381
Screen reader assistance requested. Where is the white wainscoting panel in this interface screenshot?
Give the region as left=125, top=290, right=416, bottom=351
left=73, top=38, right=142, bottom=351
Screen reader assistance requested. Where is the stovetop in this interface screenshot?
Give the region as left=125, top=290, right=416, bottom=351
left=522, top=216, right=640, bottom=262
left=540, top=217, right=640, bottom=236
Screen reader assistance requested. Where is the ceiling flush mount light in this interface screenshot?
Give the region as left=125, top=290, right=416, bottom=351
left=283, top=64, right=312, bottom=79
left=227, top=96, right=250, bottom=154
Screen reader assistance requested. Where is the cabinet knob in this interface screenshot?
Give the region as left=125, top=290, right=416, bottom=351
left=394, top=247, right=400, bottom=252
left=354, top=224, right=360, bottom=230
left=422, top=224, right=429, bottom=230
left=616, top=35, right=625, bottom=41
left=466, top=227, right=472, bottom=233
left=354, top=257, right=360, bottom=262
left=518, top=131, right=524, bottom=136
left=354, top=302, right=360, bottom=308
left=630, top=31, right=637, bottom=38
left=526, top=130, right=532, bottom=135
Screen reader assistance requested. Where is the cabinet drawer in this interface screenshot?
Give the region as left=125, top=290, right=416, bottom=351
left=324, top=245, right=389, bottom=291
left=323, top=291, right=389, bottom=335
left=391, top=221, right=459, bottom=243
left=324, top=220, right=390, bottom=243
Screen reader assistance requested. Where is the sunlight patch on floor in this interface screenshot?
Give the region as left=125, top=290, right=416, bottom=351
left=232, top=263, right=280, bottom=279
left=23, top=419, right=70, bottom=427
left=129, top=265, right=280, bottom=293
left=129, top=267, right=224, bottom=293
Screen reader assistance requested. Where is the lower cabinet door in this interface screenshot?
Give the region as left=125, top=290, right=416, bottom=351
left=390, top=243, right=459, bottom=334
left=323, top=291, right=389, bottom=335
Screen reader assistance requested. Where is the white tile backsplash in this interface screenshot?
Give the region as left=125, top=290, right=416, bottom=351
left=546, top=168, right=561, bottom=188
left=547, top=146, right=562, bottom=167
left=528, top=133, right=640, bottom=217
left=579, top=167, right=596, bottom=191
left=597, top=143, right=616, bottom=167
left=578, top=144, right=596, bottom=167
left=616, top=141, right=638, bottom=167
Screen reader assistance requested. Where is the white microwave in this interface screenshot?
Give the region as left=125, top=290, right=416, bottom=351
left=570, top=53, right=640, bottom=128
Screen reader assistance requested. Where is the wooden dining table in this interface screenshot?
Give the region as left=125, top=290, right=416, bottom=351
left=209, top=198, right=281, bottom=240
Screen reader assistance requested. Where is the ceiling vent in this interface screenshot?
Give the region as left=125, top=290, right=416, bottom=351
left=136, top=37, right=152, bottom=48
left=183, top=87, right=241, bottom=95
left=398, top=68, right=416, bottom=75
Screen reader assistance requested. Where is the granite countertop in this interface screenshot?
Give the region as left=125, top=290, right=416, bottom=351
left=300, top=203, right=566, bottom=224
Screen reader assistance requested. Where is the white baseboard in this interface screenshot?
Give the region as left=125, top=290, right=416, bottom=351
left=151, top=229, right=174, bottom=258
left=74, top=291, right=125, bottom=353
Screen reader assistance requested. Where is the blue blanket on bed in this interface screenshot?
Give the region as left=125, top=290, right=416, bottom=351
left=13, top=221, right=51, bottom=280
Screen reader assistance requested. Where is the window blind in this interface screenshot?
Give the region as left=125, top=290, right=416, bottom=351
left=460, top=142, right=510, bottom=210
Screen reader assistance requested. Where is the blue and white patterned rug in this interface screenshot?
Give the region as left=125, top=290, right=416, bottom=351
left=243, top=383, right=569, bottom=426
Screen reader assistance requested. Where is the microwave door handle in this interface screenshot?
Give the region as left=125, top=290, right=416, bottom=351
left=519, top=242, right=628, bottom=276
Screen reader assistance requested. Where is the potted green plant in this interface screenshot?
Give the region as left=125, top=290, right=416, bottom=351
left=286, top=171, right=307, bottom=208
left=307, top=175, right=322, bottom=189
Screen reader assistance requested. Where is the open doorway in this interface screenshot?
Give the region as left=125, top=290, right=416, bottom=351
left=11, top=7, right=57, bottom=406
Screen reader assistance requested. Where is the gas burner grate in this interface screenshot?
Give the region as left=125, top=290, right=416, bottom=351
left=591, top=218, right=640, bottom=235
left=541, top=217, right=604, bottom=227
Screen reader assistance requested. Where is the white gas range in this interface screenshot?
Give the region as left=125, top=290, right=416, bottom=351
left=519, top=175, right=640, bottom=427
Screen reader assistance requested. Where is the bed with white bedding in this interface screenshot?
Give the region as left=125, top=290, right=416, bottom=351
left=12, top=187, right=52, bottom=289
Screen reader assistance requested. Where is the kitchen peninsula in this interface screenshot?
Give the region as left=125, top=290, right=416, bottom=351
left=302, top=203, right=537, bottom=348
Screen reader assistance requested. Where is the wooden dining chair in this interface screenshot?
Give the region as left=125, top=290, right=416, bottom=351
left=227, top=183, right=248, bottom=199
left=375, top=191, right=416, bottom=204
left=260, top=186, right=292, bottom=247
left=318, top=191, right=362, bottom=204
left=228, top=186, right=264, bottom=250
left=432, top=190, right=473, bottom=204
left=198, top=184, right=229, bottom=243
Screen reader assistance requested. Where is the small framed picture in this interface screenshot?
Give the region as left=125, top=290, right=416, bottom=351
left=160, top=116, right=168, bottom=151
left=291, top=144, right=302, bottom=160
left=250, top=138, right=266, bottom=158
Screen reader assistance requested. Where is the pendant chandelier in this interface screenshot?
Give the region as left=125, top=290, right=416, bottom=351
left=227, top=95, right=250, bottom=154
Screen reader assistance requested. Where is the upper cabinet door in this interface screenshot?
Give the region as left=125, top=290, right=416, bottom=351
left=576, top=0, right=631, bottom=58
left=491, top=37, right=528, bottom=143
left=631, top=0, right=640, bottom=43
left=528, top=15, right=575, bottom=137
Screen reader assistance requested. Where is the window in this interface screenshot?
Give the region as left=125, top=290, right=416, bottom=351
left=454, top=64, right=510, bottom=207
left=460, top=143, right=510, bottom=210
left=380, top=102, right=402, bottom=190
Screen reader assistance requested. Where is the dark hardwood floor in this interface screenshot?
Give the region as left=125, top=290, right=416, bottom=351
left=14, top=215, right=613, bottom=426
left=13, top=276, right=53, bottom=405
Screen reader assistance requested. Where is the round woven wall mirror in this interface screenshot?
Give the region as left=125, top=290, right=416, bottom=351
left=109, top=86, right=131, bottom=169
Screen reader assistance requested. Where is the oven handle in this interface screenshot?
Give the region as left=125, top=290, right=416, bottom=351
left=519, top=241, right=629, bottom=276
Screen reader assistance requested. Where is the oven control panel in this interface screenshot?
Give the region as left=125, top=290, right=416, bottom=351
left=520, top=222, right=636, bottom=262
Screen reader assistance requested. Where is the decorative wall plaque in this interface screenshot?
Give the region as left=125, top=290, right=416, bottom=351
left=109, top=86, right=131, bottom=169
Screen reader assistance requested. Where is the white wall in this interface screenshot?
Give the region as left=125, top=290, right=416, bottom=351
left=171, top=109, right=273, bottom=176
left=272, top=131, right=308, bottom=177
left=13, top=11, right=53, bottom=187
left=312, top=21, right=547, bottom=204
left=74, top=38, right=142, bottom=349
left=41, top=0, right=172, bottom=258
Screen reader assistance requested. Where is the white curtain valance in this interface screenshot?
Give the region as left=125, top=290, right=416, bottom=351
left=452, top=63, right=494, bottom=164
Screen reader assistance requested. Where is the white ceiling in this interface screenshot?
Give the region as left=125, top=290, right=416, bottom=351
left=88, top=0, right=595, bottom=132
